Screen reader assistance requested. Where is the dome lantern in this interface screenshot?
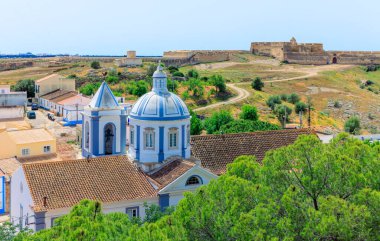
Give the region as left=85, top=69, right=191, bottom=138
left=152, top=63, right=168, bottom=94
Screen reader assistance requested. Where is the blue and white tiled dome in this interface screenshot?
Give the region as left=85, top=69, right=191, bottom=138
left=129, top=65, right=190, bottom=121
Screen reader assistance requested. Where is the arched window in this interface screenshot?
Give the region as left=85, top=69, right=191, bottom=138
left=168, top=127, right=178, bottom=149
left=186, top=176, right=202, bottom=186
left=144, top=128, right=155, bottom=150
left=85, top=121, right=89, bottom=149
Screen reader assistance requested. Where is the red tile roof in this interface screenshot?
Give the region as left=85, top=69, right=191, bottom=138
left=148, top=159, right=195, bottom=189
left=22, top=156, right=157, bottom=211
left=191, top=129, right=314, bottom=175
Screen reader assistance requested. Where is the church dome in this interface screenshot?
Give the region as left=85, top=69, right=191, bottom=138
left=129, top=65, right=190, bottom=121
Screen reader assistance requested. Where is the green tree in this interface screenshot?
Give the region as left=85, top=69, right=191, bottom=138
left=187, top=69, right=199, bottom=79
left=266, top=95, right=282, bottom=110
left=344, top=116, right=361, bottom=135
left=167, top=66, right=179, bottom=74
left=12, top=79, right=35, bottom=98
left=239, top=104, right=259, bottom=121
left=274, top=104, right=292, bottom=124
left=287, top=93, right=300, bottom=104
left=251, top=77, right=264, bottom=91
left=204, top=110, right=233, bottom=134
left=190, top=110, right=203, bottom=135
left=79, top=82, right=101, bottom=96
left=147, top=64, right=157, bottom=76
left=90, top=61, right=101, bottom=69
left=294, top=101, right=307, bottom=114
left=167, top=79, right=178, bottom=92
left=210, top=75, right=227, bottom=93
left=172, top=71, right=185, bottom=77
left=187, top=78, right=204, bottom=97
left=219, top=119, right=280, bottom=134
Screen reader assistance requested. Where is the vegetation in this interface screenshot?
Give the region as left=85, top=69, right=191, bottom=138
left=239, top=104, right=258, bottom=121
left=287, top=93, right=300, bottom=104
left=187, top=69, right=199, bottom=79
left=189, top=110, right=203, bottom=135
left=251, top=77, right=264, bottom=91
left=204, top=110, right=233, bottom=134
left=219, top=119, right=280, bottom=133
left=11, top=79, right=35, bottom=98
left=294, top=101, right=307, bottom=114
left=79, top=82, right=101, bottom=96
left=18, top=134, right=380, bottom=240
left=210, top=75, right=227, bottom=93
left=90, top=61, right=101, bottom=69
left=126, top=80, right=149, bottom=97
left=172, top=71, right=185, bottom=77
left=274, top=104, right=292, bottom=124
left=344, top=116, right=361, bottom=135
left=266, top=95, right=282, bottom=110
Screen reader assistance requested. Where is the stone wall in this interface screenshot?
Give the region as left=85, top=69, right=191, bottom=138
left=284, top=52, right=329, bottom=65
left=327, top=51, right=380, bottom=65
left=162, top=50, right=246, bottom=65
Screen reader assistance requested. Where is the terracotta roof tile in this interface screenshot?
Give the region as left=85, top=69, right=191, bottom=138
left=148, top=159, right=195, bottom=189
left=22, top=155, right=157, bottom=212
left=191, top=129, right=315, bottom=175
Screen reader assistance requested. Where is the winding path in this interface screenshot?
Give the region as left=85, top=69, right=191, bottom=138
left=193, top=84, right=250, bottom=112
left=193, top=64, right=352, bottom=112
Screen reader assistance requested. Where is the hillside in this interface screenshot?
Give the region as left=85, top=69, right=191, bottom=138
left=1, top=54, right=379, bottom=134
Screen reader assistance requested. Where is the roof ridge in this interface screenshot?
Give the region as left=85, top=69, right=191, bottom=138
left=22, top=155, right=128, bottom=167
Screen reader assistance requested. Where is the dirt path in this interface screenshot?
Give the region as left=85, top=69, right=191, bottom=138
left=193, top=64, right=353, bottom=112
left=193, top=84, right=250, bottom=112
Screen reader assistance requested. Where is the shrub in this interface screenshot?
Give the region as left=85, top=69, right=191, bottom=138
left=106, top=75, right=119, bottom=84
left=366, top=80, right=374, bottom=86
left=182, top=91, right=190, bottom=100
left=344, top=116, right=361, bottom=135
left=200, top=76, right=209, bottom=81
left=287, top=93, right=300, bottom=104
left=190, top=110, right=203, bottom=135
left=167, top=79, right=178, bottom=92
left=126, top=81, right=149, bottom=97
left=280, top=94, right=289, bottom=101
left=90, top=61, right=100, bottom=69
left=79, top=82, right=101, bottom=96
left=266, top=95, right=282, bottom=110
left=204, top=110, right=233, bottom=134
left=365, top=65, right=380, bottom=72
left=334, top=100, right=342, bottom=108
left=251, top=77, right=264, bottom=91
left=147, top=64, right=157, bottom=76
left=187, top=69, right=199, bottom=79
left=294, top=101, right=307, bottom=114
left=167, top=66, right=179, bottom=74
left=172, top=71, right=185, bottom=77
left=274, top=104, right=292, bottom=124
left=187, top=78, right=204, bottom=97
left=210, top=75, right=227, bottom=93
left=239, top=104, right=259, bottom=121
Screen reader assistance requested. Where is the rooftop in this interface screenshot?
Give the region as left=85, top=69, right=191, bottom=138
left=22, top=155, right=157, bottom=211
left=57, top=94, right=91, bottom=106
left=191, top=129, right=314, bottom=175
left=0, top=157, right=20, bottom=180
left=35, top=74, right=63, bottom=83
left=6, top=128, right=55, bottom=144
left=148, top=159, right=195, bottom=189
left=40, top=89, right=77, bottom=102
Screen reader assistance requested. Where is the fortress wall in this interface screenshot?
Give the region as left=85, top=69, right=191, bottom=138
left=284, top=53, right=329, bottom=65
left=250, top=43, right=285, bottom=60
left=327, top=51, right=380, bottom=65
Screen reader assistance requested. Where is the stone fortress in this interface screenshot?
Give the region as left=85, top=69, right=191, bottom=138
left=251, top=37, right=380, bottom=65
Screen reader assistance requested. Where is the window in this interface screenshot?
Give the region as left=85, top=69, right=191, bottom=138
left=130, top=126, right=134, bottom=146
left=186, top=125, right=190, bottom=146
left=20, top=182, right=23, bottom=193
left=21, top=148, right=30, bottom=156
left=51, top=216, right=60, bottom=227
left=144, top=128, right=155, bottom=149
left=85, top=122, right=89, bottom=149
left=43, top=146, right=51, bottom=153
left=169, top=128, right=178, bottom=149
left=126, top=207, right=139, bottom=219
left=186, top=176, right=202, bottom=186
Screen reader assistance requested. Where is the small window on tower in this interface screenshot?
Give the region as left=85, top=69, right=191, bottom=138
left=144, top=128, right=155, bottom=150
left=130, top=126, right=134, bottom=146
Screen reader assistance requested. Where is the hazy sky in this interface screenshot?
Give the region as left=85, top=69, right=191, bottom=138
left=1, top=0, right=379, bottom=55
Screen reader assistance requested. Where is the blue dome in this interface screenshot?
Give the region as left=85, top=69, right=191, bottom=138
left=129, top=65, right=190, bottom=121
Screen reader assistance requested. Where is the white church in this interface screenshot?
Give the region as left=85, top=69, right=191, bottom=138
left=10, top=65, right=311, bottom=231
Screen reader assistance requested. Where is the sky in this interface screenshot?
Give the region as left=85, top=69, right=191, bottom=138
left=1, top=0, right=380, bottom=55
